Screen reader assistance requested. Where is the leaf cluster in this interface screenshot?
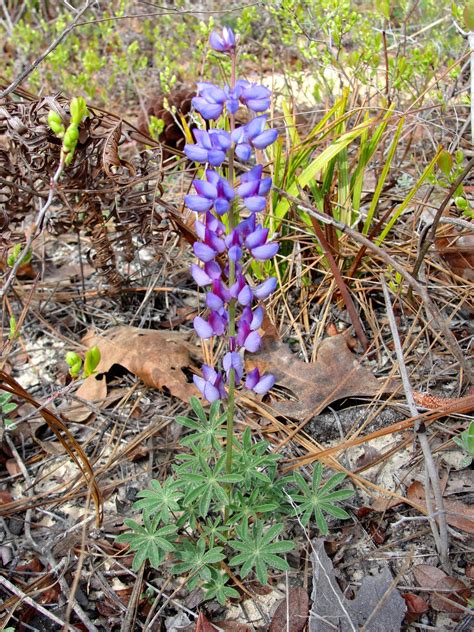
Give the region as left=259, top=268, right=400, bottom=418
left=118, top=397, right=353, bottom=604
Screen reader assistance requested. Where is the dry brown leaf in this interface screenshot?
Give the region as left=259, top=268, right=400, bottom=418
left=77, top=326, right=200, bottom=404
left=402, top=593, right=429, bottom=623
left=102, top=121, right=136, bottom=178
left=407, top=481, right=474, bottom=534
left=194, top=612, right=218, bottom=632
left=269, top=586, right=309, bottom=632
left=436, top=233, right=474, bottom=281
left=248, top=331, right=386, bottom=419
left=413, top=564, right=471, bottom=613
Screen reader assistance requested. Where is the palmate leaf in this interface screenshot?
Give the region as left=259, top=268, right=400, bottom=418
left=229, top=520, right=293, bottom=585
left=133, top=478, right=183, bottom=522
left=292, top=463, right=354, bottom=535
left=117, top=517, right=177, bottom=572
left=176, top=397, right=226, bottom=451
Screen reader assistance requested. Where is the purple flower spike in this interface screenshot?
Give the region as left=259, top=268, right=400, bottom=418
left=194, top=365, right=226, bottom=402
left=209, top=27, right=236, bottom=53
left=245, top=368, right=275, bottom=394
left=223, top=351, right=243, bottom=382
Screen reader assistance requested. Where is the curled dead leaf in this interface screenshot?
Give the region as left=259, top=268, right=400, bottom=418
left=76, top=326, right=201, bottom=406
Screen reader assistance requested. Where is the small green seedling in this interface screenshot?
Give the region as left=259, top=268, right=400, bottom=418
left=9, top=315, right=18, bottom=340
left=0, top=392, right=18, bottom=431
left=66, top=346, right=101, bottom=378
left=148, top=115, right=165, bottom=141
left=7, top=244, right=32, bottom=268
left=48, top=96, right=89, bottom=165
left=454, top=421, right=474, bottom=468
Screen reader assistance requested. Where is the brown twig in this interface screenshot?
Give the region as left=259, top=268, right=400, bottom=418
left=381, top=277, right=450, bottom=571
left=309, top=214, right=369, bottom=349
left=411, top=156, right=474, bottom=279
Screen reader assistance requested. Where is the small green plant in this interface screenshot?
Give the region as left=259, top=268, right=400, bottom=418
left=65, top=346, right=101, bottom=378
left=148, top=115, right=165, bottom=141
left=48, top=96, right=89, bottom=165
left=118, top=397, right=353, bottom=603
left=292, top=462, right=354, bottom=535
left=454, top=421, right=474, bottom=468
left=0, top=392, right=18, bottom=431
left=7, top=244, right=32, bottom=268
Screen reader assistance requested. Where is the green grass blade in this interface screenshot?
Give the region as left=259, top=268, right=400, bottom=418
left=362, top=116, right=404, bottom=234
left=375, top=147, right=441, bottom=244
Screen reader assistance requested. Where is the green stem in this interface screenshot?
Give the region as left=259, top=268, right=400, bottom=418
left=225, top=50, right=237, bottom=479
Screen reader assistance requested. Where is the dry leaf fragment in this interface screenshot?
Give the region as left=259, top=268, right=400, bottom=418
left=194, top=612, right=218, bottom=632
left=77, top=326, right=200, bottom=404
left=249, top=332, right=385, bottom=419
left=269, top=586, right=309, bottom=632
left=413, top=564, right=471, bottom=613
left=407, top=481, right=474, bottom=535
left=402, top=593, right=429, bottom=623
left=309, top=539, right=406, bottom=631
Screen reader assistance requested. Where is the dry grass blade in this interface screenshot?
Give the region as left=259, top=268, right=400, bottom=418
left=0, top=370, right=103, bottom=525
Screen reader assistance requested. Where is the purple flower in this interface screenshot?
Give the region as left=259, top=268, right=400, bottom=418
left=223, top=351, right=243, bottom=382
left=245, top=225, right=279, bottom=260
left=254, top=276, right=277, bottom=300
left=194, top=316, right=214, bottom=339
left=194, top=365, right=226, bottom=402
left=209, top=27, right=236, bottom=53
left=237, top=165, right=272, bottom=212
left=192, top=83, right=227, bottom=120
left=186, top=171, right=234, bottom=215
left=236, top=80, right=271, bottom=112
left=231, top=116, right=278, bottom=161
left=230, top=273, right=253, bottom=306
left=185, top=129, right=231, bottom=166
left=236, top=317, right=261, bottom=352
left=245, top=368, right=275, bottom=394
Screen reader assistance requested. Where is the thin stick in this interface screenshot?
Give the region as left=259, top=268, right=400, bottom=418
left=381, top=277, right=450, bottom=571
left=0, top=1, right=92, bottom=100
left=0, top=575, right=72, bottom=630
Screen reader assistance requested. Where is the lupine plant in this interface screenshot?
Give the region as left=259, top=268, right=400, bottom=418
left=118, top=27, right=353, bottom=602
left=185, top=25, right=279, bottom=476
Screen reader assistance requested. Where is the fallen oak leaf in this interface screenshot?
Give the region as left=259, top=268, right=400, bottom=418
left=309, top=539, right=406, bottom=631
left=76, top=326, right=201, bottom=404
left=247, top=330, right=389, bottom=419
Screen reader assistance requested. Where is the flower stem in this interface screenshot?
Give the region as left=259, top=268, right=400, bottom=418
left=225, top=51, right=237, bottom=478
